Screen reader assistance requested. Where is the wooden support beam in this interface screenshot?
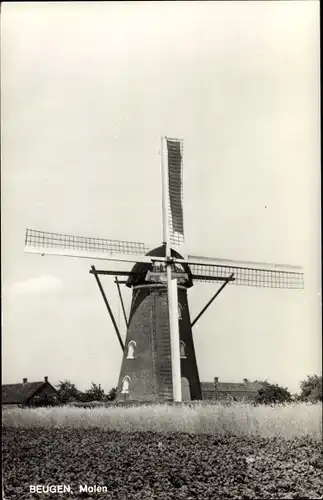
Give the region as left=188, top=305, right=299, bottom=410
left=191, top=273, right=235, bottom=328
left=89, top=269, right=141, bottom=277
left=115, top=277, right=129, bottom=328
left=91, top=265, right=124, bottom=351
left=192, top=274, right=235, bottom=282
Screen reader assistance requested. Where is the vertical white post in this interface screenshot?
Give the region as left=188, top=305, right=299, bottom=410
left=167, top=272, right=182, bottom=402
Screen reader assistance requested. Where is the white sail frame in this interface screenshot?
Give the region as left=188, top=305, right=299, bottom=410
left=24, top=136, right=305, bottom=403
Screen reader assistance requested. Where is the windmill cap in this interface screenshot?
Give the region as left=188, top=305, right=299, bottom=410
left=126, top=243, right=193, bottom=288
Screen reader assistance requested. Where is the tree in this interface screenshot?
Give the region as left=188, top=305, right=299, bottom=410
left=83, top=382, right=105, bottom=402
left=300, top=374, right=322, bottom=402
left=106, top=387, right=117, bottom=401
left=56, top=380, right=81, bottom=403
left=255, top=381, right=292, bottom=405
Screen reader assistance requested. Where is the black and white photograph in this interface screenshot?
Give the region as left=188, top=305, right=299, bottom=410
left=1, top=1, right=321, bottom=499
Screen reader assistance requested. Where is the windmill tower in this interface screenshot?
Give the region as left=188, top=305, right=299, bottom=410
left=24, top=137, right=304, bottom=402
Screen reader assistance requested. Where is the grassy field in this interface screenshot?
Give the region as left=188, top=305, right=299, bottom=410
left=3, top=403, right=323, bottom=499
left=2, top=402, right=322, bottom=439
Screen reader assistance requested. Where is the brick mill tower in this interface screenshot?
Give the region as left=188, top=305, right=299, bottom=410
left=24, top=136, right=304, bottom=403
left=115, top=244, right=201, bottom=402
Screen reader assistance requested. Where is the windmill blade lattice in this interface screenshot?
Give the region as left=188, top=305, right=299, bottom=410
left=189, top=262, right=303, bottom=289
left=25, top=229, right=150, bottom=257
left=166, top=137, right=184, bottom=246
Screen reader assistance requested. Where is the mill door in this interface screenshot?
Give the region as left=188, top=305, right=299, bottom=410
left=181, top=377, right=191, bottom=401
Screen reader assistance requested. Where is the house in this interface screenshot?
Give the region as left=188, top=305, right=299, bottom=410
left=2, top=377, right=61, bottom=408
left=201, top=377, right=263, bottom=402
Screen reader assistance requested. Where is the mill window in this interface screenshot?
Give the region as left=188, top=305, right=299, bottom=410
left=180, top=341, right=187, bottom=359
left=121, top=376, right=130, bottom=394
left=127, top=341, right=136, bottom=359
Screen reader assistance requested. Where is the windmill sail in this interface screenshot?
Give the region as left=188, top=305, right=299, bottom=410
left=23, top=136, right=305, bottom=405
left=24, top=229, right=155, bottom=264
left=187, top=254, right=304, bottom=289
left=166, top=137, right=184, bottom=246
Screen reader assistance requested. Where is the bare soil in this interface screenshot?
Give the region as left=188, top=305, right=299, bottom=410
left=2, top=428, right=323, bottom=499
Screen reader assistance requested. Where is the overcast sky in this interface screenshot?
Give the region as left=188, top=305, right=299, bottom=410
left=1, top=1, right=321, bottom=394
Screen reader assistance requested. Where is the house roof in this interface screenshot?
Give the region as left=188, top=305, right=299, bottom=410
left=216, top=382, right=262, bottom=392
left=201, top=381, right=263, bottom=393
left=2, top=381, right=54, bottom=404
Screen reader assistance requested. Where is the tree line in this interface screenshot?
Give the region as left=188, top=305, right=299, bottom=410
left=32, top=374, right=322, bottom=407
left=53, top=374, right=322, bottom=405
left=55, top=381, right=117, bottom=404
left=246, top=375, right=322, bottom=404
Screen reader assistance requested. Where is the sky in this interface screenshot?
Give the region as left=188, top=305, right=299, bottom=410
left=1, top=1, right=321, bottom=394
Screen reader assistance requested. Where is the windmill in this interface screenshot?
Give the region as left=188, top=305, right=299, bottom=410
left=24, top=137, right=304, bottom=402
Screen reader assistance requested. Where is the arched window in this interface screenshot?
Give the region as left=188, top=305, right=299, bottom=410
left=180, top=341, right=187, bottom=359
left=181, top=377, right=191, bottom=401
left=127, top=341, right=136, bottom=359
left=178, top=303, right=182, bottom=320
left=121, top=376, right=130, bottom=394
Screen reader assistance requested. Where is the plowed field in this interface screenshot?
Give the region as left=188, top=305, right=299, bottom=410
left=3, top=428, right=323, bottom=499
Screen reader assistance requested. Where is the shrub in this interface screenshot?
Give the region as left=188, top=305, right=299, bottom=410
left=106, top=387, right=117, bottom=401
left=55, top=380, right=81, bottom=403
left=82, top=383, right=105, bottom=402
left=29, top=393, right=60, bottom=408
left=300, top=374, right=322, bottom=403
left=255, top=381, right=292, bottom=405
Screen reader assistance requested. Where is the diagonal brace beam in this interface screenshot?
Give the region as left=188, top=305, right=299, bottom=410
left=91, top=265, right=124, bottom=351
left=191, top=273, right=235, bottom=328
left=115, top=277, right=129, bottom=329
left=89, top=269, right=141, bottom=277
